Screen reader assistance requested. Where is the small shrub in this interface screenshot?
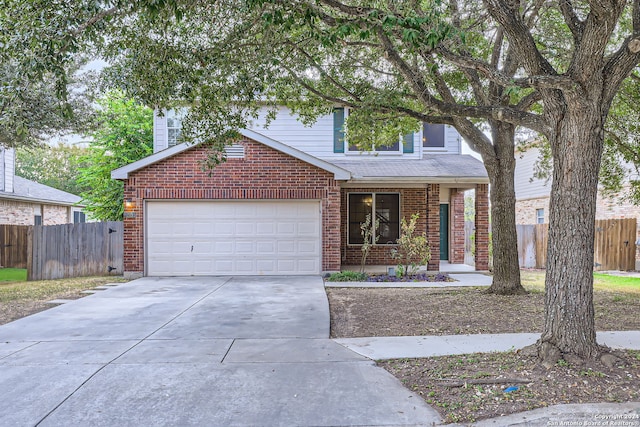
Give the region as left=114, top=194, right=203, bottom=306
left=360, top=213, right=380, bottom=273
left=390, top=213, right=431, bottom=277
left=326, top=271, right=368, bottom=282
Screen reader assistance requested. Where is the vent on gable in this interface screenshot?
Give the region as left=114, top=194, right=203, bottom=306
left=225, top=144, right=245, bottom=159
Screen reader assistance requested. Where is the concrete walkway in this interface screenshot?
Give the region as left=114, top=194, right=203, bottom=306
left=335, top=331, right=640, bottom=360
left=0, top=276, right=440, bottom=427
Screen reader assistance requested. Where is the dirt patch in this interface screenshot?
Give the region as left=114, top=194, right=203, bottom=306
left=379, top=350, right=640, bottom=424
left=327, top=286, right=640, bottom=423
left=0, top=277, right=127, bottom=325
left=327, top=287, right=640, bottom=337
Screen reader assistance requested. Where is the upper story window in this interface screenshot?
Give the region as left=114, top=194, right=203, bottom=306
left=333, top=108, right=414, bottom=154
left=348, top=193, right=400, bottom=245
left=423, top=123, right=445, bottom=148
left=166, top=109, right=185, bottom=148
left=536, top=208, right=545, bottom=224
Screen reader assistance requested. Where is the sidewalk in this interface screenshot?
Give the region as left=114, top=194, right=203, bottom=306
left=328, top=273, right=640, bottom=426
left=335, top=331, right=640, bottom=360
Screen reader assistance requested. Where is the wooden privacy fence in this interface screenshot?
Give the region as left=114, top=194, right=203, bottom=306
left=28, top=222, right=124, bottom=281
left=517, top=218, right=636, bottom=271
left=0, top=225, right=30, bottom=269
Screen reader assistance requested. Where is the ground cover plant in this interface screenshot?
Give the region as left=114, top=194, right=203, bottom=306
left=326, top=271, right=453, bottom=283
left=0, top=276, right=128, bottom=325
left=327, top=270, right=640, bottom=422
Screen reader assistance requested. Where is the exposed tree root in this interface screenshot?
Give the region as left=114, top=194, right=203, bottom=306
left=484, top=282, right=528, bottom=296
left=534, top=340, right=627, bottom=370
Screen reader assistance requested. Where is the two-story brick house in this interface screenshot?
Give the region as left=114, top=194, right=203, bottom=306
left=112, top=107, right=489, bottom=278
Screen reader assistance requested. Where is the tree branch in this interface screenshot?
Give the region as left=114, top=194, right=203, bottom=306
left=436, top=47, right=575, bottom=92
left=481, top=0, right=557, bottom=76
left=558, top=0, right=585, bottom=42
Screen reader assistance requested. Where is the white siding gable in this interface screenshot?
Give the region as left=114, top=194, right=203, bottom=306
left=152, top=105, right=464, bottom=159
left=154, top=110, right=168, bottom=153
left=0, top=148, right=15, bottom=193
left=444, top=125, right=461, bottom=154
left=514, top=147, right=551, bottom=200
left=248, top=106, right=340, bottom=158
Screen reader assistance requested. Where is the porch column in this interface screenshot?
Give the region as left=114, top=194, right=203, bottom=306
left=426, top=184, right=440, bottom=271
left=475, top=184, right=490, bottom=271
left=450, top=189, right=465, bottom=264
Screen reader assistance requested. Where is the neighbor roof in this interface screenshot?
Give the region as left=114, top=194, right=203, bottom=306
left=330, top=155, right=489, bottom=184
left=0, top=176, right=82, bottom=206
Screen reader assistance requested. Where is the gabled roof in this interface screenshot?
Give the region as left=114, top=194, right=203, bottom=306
left=330, top=155, right=489, bottom=184
left=111, top=129, right=352, bottom=180
left=0, top=176, right=82, bottom=206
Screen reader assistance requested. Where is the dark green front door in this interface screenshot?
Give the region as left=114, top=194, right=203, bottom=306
left=439, top=204, right=449, bottom=260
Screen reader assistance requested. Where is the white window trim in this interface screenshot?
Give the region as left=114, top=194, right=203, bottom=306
left=347, top=192, right=401, bottom=246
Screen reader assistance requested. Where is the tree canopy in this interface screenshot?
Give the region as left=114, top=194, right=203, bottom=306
left=16, top=143, right=89, bottom=195
left=77, top=92, right=153, bottom=221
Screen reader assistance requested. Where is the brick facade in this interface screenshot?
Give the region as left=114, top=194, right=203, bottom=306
left=450, top=189, right=465, bottom=263
left=0, top=200, right=70, bottom=225
left=475, top=184, right=490, bottom=271
left=426, top=184, right=440, bottom=271
left=340, top=187, right=429, bottom=267
left=122, top=138, right=341, bottom=275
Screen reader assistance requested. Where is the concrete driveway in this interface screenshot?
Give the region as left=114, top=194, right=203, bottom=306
left=0, top=276, right=440, bottom=426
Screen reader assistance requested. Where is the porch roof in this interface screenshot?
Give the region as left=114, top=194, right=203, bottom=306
left=330, top=155, right=489, bottom=184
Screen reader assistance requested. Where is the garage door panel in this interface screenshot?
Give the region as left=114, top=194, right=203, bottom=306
left=236, top=241, right=254, bottom=253
left=214, top=241, right=233, bottom=252
left=146, top=201, right=321, bottom=276
left=256, top=242, right=275, bottom=254
left=298, top=241, right=318, bottom=254
left=235, top=222, right=256, bottom=235
left=298, top=221, right=319, bottom=235
left=256, top=223, right=276, bottom=234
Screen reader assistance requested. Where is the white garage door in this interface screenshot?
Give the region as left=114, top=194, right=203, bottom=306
left=146, top=201, right=321, bottom=276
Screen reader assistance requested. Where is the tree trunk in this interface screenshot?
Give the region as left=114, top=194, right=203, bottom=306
left=539, top=105, right=603, bottom=362
left=484, top=123, right=525, bottom=295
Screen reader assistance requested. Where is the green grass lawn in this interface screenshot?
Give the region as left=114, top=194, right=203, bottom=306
left=0, top=268, right=27, bottom=282
left=521, top=269, right=640, bottom=294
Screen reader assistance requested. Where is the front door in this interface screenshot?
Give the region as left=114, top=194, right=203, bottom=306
left=439, top=204, right=449, bottom=260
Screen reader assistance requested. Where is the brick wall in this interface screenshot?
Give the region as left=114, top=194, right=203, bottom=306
left=340, top=187, right=430, bottom=267
left=0, top=200, right=35, bottom=225
left=122, top=138, right=341, bottom=275
left=475, top=184, right=490, bottom=271
left=43, top=205, right=69, bottom=225
left=450, top=189, right=465, bottom=263
left=426, top=184, right=440, bottom=271
left=0, top=200, right=70, bottom=225
left=515, top=197, right=549, bottom=224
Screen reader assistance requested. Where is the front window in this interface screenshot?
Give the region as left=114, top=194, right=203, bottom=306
left=347, top=139, right=402, bottom=153
left=348, top=193, right=400, bottom=244
left=536, top=208, right=544, bottom=224
left=423, top=123, right=445, bottom=148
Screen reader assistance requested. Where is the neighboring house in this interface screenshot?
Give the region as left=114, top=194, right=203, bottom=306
left=112, top=107, right=489, bottom=278
left=515, top=145, right=640, bottom=233
left=0, top=148, right=85, bottom=225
